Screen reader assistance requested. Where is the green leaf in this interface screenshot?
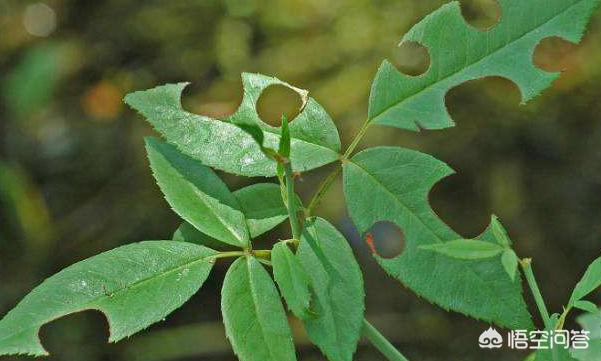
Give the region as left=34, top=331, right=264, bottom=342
left=233, top=183, right=290, bottom=238
left=533, top=314, right=577, bottom=361
left=271, top=242, right=311, bottom=319
left=501, top=249, right=519, bottom=282
left=343, top=146, right=532, bottom=329
left=491, top=215, right=512, bottom=247
left=279, top=114, right=291, bottom=158
left=172, top=222, right=235, bottom=250
left=125, top=73, right=341, bottom=176
left=573, top=300, right=599, bottom=314
left=572, top=310, right=601, bottom=361
left=221, top=256, right=297, bottom=361
left=145, top=137, right=250, bottom=248
left=569, top=256, right=601, bottom=306
left=297, top=218, right=365, bottom=361
left=368, top=0, right=600, bottom=130
left=419, top=239, right=504, bottom=259
left=0, top=241, right=216, bottom=356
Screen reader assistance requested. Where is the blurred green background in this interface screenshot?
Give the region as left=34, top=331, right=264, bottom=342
left=1, top=0, right=600, bottom=360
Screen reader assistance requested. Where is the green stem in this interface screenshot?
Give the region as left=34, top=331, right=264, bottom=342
left=520, top=258, right=552, bottom=329
left=284, top=161, right=302, bottom=240
left=556, top=306, right=572, bottom=330
left=363, top=319, right=410, bottom=361
left=306, top=118, right=371, bottom=216
left=343, top=118, right=370, bottom=159
left=306, top=167, right=342, bottom=216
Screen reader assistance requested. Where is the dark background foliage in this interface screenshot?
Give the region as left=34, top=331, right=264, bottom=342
left=1, top=1, right=600, bottom=360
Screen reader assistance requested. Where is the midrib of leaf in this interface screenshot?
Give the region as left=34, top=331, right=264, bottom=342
left=246, top=257, right=279, bottom=361
left=347, top=159, right=452, bottom=244
left=192, top=188, right=247, bottom=246
left=0, top=250, right=215, bottom=343
left=369, top=0, right=585, bottom=124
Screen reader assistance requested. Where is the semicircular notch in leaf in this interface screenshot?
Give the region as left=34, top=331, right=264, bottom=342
left=221, top=256, right=297, bottom=361
left=297, top=217, right=365, bottom=361
left=369, top=0, right=600, bottom=130
left=343, top=146, right=532, bottom=330
left=125, top=73, right=341, bottom=177
left=0, top=241, right=216, bottom=357
left=146, top=137, right=250, bottom=248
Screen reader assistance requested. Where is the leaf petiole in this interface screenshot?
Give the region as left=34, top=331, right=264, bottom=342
left=362, top=319, right=410, bottom=361
left=306, top=117, right=370, bottom=216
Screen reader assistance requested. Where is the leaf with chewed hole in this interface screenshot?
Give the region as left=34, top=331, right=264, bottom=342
left=0, top=241, right=216, bottom=356
left=221, top=256, right=297, bottom=361
left=369, top=0, right=600, bottom=130
left=125, top=73, right=340, bottom=176
left=297, top=218, right=365, bottom=361
left=146, top=137, right=249, bottom=248
left=343, top=146, right=532, bottom=329
left=272, top=242, right=312, bottom=319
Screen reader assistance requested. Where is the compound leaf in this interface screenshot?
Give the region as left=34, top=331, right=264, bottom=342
left=297, top=218, right=365, bottom=361
left=419, top=239, right=504, bottom=259
left=0, top=241, right=216, bottom=356
left=343, top=146, right=532, bottom=329
left=126, top=73, right=340, bottom=177
left=369, top=0, right=600, bottom=130
left=569, top=256, right=601, bottom=306
left=146, top=137, right=249, bottom=248
left=221, top=256, right=296, bottom=361
left=272, top=242, right=312, bottom=319
left=233, top=183, right=289, bottom=238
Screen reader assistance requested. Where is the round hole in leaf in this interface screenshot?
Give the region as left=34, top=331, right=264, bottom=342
left=534, top=36, right=579, bottom=73
left=390, top=41, right=430, bottom=76
left=460, top=0, right=501, bottom=31
left=364, top=221, right=405, bottom=259
left=256, top=84, right=303, bottom=127
left=39, top=310, right=110, bottom=356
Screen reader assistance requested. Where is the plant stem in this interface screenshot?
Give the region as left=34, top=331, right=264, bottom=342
left=520, top=258, right=552, bottom=329
left=306, top=167, right=342, bottom=216
left=306, top=118, right=371, bottom=216
left=343, top=118, right=371, bottom=159
left=362, top=319, right=410, bottom=361
left=556, top=306, right=572, bottom=330
left=284, top=161, right=302, bottom=240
